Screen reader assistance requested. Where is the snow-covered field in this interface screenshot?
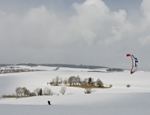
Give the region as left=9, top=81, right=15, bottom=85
left=0, top=66, right=150, bottom=115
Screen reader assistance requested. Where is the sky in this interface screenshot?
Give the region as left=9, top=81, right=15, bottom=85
left=0, top=0, right=150, bottom=70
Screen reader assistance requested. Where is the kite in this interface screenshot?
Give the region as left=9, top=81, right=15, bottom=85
left=126, top=54, right=138, bottom=74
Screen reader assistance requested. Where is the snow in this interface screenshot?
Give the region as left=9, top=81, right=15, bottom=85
left=0, top=66, right=150, bottom=115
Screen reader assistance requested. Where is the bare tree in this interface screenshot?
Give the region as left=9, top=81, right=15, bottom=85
left=76, top=76, right=81, bottom=85
left=16, top=87, right=24, bottom=96
left=34, top=88, right=41, bottom=96
left=63, top=77, right=68, bottom=85
left=22, top=87, right=30, bottom=96
left=68, top=76, right=77, bottom=85
left=68, top=76, right=73, bottom=86
left=72, top=76, right=77, bottom=85
left=82, top=78, right=88, bottom=86
left=43, top=87, right=52, bottom=95
left=59, top=77, right=63, bottom=84
left=109, top=84, right=113, bottom=88
left=39, top=88, right=42, bottom=95
left=84, top=88, right=91, bottom=94
left=50, top=78, right=55, bottom=85
left=54, top=76, right=59, bottom=86
left=88, top=77, right=92, bottom=85
left=60, top=85, right=67, bottom=95
left=96, top=79, right=103, bottom=87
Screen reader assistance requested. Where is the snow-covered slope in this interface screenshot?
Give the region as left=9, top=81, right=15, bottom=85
left=0, top=66, right=150, bottom=115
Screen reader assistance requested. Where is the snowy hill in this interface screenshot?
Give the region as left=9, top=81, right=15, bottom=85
left=0, top=66, right=150, bottom=115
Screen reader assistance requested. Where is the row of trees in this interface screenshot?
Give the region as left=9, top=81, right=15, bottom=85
left=49, top=76, right=67, bottom=86
left=15, top=87, right=52, bottom=97
left=16, top=87, right=30, bottom=96
left=48, top=76, right=107, bottom=94
left=49, top=76, right=104, bottom=87
left=14, top=86, right=67, bottom=97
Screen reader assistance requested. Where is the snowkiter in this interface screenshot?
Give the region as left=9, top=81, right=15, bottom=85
left=48, top=100, right=51, bottom=105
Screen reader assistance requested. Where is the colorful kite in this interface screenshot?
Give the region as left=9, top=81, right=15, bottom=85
left=126, top=54, right=138, bottom=74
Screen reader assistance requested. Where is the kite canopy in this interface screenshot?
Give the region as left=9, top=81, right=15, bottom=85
left=126, top=54, right=138, bottom=74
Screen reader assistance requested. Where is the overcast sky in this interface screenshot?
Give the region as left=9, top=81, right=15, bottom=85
left=0, top=0, right=150, bottom=70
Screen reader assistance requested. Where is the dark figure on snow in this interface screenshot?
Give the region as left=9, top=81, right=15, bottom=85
left=48, top=100, right=51, bottom=105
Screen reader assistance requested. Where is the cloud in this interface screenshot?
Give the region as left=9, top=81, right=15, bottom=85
left=72, top=0, right=133, bottom=45
left=0, top=0, right=135, bottom=48
left=0, top=0, right=149, bottom=70
left=141, top=0, right=150, bottom=19
left=0, top=0, right=149, bottom=48
left=138, top=0, right=150, bottom=46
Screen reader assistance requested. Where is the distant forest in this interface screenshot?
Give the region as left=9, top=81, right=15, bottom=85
left=0, top=63, right=106, bottom=69
left=0, top=63, right=124, bottom=72
left=40, top=64, right=107, bottom=69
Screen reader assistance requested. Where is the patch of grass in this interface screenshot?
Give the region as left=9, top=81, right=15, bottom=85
left=68, top=85, right=111, bottom=89
left=2, top=95, right=30, bottom=98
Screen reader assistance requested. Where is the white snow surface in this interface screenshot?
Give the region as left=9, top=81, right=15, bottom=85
left=0, top=66, right=150, bottom=115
